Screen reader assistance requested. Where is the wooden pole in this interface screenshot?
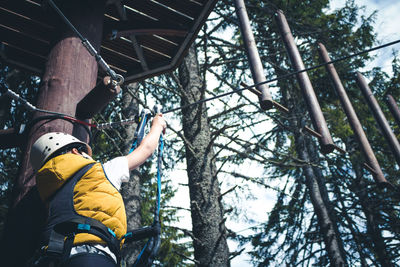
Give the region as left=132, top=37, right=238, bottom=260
left=234, top=0, right=273, bottom=110
left=318, top=43, right=387, bottom=184
left=16, top=0, right=106, bottom=202
left=0, top=126, right=25, bottom=149
left=386, top=94, right=400, bottom=128
left=275, top=10, right=334, bottom=154
left=73, top=76, right=121, bottom=141
left=2, top=1, right=107, bottom=265
left=357, top=72, right=400, bottom=167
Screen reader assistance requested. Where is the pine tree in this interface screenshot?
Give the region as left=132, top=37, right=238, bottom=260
left=205, top=0, right=400, bottom=265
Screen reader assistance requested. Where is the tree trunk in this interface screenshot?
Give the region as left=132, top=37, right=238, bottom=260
left=120, top=83, right=142, bottom=264
left=353, top=165, right=394, bottom=266
left=267, top=37, right=347, bottom=264
left=287, top=102, right=347, bottom=266
left=0, top=92, right=10, bottom=129
left=17, top=0, right=105, bottom=202
left=300, top=134, right=347, bottom=266
left=178, top=46, right=230, bottom=266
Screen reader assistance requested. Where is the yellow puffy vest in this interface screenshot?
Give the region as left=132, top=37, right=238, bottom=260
left=36, top=153, right=127, bottom=246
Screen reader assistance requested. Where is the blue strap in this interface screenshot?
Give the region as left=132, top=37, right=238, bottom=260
left=130, top=106, right=164, bottom=266
left=133, top=241, right=149, bottom=267
left=123, top=232, right=133, bottom=239
left=108, top=228, right=116, bottom=237
left=77, top=223, right=90, bottom=231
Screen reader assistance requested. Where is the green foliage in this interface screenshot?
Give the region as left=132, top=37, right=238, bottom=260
left=2, top=0, right=400, bottom=265
left=0, top=63, right=40, bottom=237
left=211, top=0, right=400, bottom=266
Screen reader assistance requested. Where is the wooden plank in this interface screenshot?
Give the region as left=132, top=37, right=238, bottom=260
left=155, top=0, right=203, bottom=18
left=103, top=13, right=168, bottom=36
left=0, top=0, right=217, bottom=84
left=125, top=1, right=192, bottom=30
left=0, top=25, right=49, bottom=56
left=1, top=42, right=45, bottom=73
left=105, top=3, right=154, bottom=25
left=142, top=46, right=171, bottom=61
left=0, top=9, right=53, bottom=45
left=103, top=35, right=179, bottom=64
left=0, top=0, right=54, bottom=28
left=102, top=39, right=139, bottom=62
left=100, top=46, right=142, bottom=71
left=138, top=35, right=179, bottom=58
left=191, top=0, right=208, bottom=5
left=126, top=57, right=172, bottom=77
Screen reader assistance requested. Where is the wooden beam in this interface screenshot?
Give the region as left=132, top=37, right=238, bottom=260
left=276, top=10, right=335, bottom=154
left=129, top=35, right=149, bottom=71
left=0, top=126, right=25, bottom=149
left=75, top=76, right=121, bottom=120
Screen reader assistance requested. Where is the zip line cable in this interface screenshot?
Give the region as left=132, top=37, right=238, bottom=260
left=162, top=38, right=400, bottom=114
left=0, top=82, right=139, bottom=130
left=1, top=38, right=400, bottom=129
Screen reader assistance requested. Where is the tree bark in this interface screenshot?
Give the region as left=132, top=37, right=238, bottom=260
left=16, top=0, right=105, bottom=205
left=352, top=164, right=394, bottom=266
left=300, top=134, right=347, bottom=266
left=0, top=92, right=10, bottom=129
left=178, top=46, right=230, bottom=266
left=287, top=101, right=347, bottom=266
left=262, top=32, right=347, bottom=263
left=119, top=83, right=142, bottom=264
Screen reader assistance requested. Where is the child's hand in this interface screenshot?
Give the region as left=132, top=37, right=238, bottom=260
left=152, top=113, right=167, bottom=134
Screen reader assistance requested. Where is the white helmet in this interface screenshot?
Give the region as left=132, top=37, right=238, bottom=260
left=30, top=132, right=92, bottom=170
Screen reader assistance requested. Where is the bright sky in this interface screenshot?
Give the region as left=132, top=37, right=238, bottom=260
left=331, top=0, right=400, bottom=74
left=168, top=1, right=400, bottom=266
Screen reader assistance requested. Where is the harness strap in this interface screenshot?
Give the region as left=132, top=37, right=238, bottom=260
left=46, top=231, right=66, bottom=258
left=38, top=162, right=122, bottom=265
left=55, top=217, right=121, bottom=259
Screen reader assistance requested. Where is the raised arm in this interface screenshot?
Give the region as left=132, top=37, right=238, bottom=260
left=125, top=113, right=166, bottom=170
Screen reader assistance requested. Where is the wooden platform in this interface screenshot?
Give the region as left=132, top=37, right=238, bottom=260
left=0, top=0, right=218, bottom=82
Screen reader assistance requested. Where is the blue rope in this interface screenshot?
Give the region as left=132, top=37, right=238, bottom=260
left=129, top=140, right=137, bottom=153
left=156, top=135, right=164, bottom=218
left=132, top=133, right=164, bottom=266
left=133, top=241, right=149, bottom=267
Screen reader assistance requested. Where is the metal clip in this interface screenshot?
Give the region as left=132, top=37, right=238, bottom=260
left=153, top=104, right=162, bottom=115
left=134, top=109, right=152, bottom=145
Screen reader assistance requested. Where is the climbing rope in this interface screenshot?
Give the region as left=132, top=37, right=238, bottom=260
left=2, top=37, right=400, bottom=130
left=162, top=38, right=400, bottom=115
left=120, top=105, right=163, bottom=267
left=0, top=82, right=138, bottom=132
left=46, top=0, right=124, bottom=86
left=129, top=109, right=152, bottom=153
left=132, top=135, right=163, bottom=266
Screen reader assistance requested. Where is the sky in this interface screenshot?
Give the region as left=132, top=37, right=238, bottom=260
left=167, top=1, right=400, bottom=266
left=330, top=0, right=400, bottom=74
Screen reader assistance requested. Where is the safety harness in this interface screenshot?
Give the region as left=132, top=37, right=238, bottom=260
left=28, top=108, right=164, bottom=267
left=30, top=163, right=122, bottom=266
